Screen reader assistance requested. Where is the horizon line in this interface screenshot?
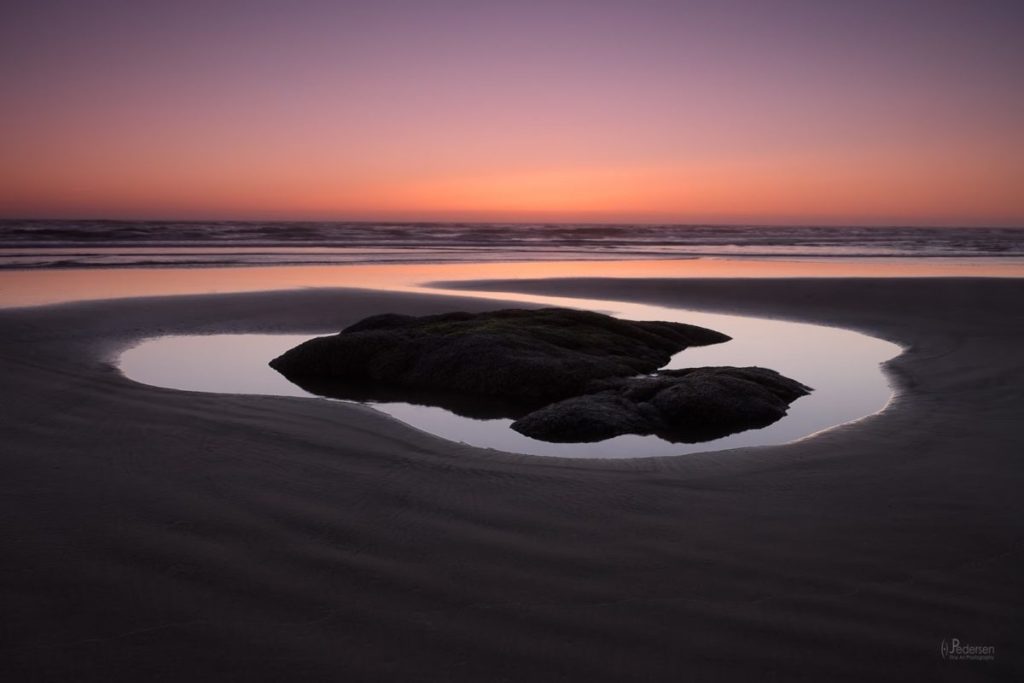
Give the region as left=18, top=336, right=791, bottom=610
left=1, top=216, right=1021, bottom=230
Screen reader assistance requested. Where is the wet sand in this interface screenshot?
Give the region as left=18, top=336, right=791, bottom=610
left=1, top=278, right=1022, bottom=681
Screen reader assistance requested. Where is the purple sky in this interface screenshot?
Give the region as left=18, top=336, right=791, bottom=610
left=2, top=0, right=1022, bottom=224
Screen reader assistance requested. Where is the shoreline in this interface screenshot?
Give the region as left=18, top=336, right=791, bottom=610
left=2, top=277, right=1022, bottom=680
left=3, top=258, right=1024, bottom=310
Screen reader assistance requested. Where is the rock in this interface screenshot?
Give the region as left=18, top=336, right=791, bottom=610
left=270, top=308, right=730, bottom=411
left=511, top=367, right=811, bottom=443
left=270, top=308, right=812, bottom=445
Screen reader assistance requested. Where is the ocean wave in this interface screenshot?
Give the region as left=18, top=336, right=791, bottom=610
left=1, top=220, right=1022, bottom=268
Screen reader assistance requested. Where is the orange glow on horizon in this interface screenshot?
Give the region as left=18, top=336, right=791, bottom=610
left=5, top=154, right=1021, bottom=226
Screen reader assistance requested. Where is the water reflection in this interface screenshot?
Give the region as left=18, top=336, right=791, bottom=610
left=3, top=256, right=1023, bottom=308
left=119, top=291, right=900, bottom=458
left=280, top=374, right=531, bottom=420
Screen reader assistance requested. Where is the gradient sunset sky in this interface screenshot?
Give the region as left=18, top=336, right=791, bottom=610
left=2, top=0, right=1022, bottom=225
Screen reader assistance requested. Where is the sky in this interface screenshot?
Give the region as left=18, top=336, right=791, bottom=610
left=1, top=0, right=1022, bottom=225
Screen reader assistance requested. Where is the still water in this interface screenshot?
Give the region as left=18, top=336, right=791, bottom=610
left=120, top=286, right=900, bottom=459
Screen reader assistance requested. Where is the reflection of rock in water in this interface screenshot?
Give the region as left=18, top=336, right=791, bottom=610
left=270, top=307, right=810, bottom=444
left=276, top=375, right=533, bottom=420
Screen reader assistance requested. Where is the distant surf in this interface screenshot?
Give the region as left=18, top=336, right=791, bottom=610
left=1, top=220, right=1022, bottom=269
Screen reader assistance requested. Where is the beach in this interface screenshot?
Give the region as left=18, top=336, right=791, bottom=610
left=7, top=0, right=1024, bottom=677
left=2, top=276, right=1022, bottom=681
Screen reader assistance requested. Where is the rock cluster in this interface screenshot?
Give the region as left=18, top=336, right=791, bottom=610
left=270, top=308, right=810, bottom=443
left=510, top=367, right=811, bottom=443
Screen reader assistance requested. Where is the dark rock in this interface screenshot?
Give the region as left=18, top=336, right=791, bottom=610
left=510, top=392, right=654, bottom=443
left=271, top=308, right=811, bottom=445
left=270, top=308, right=730, bottom=411
left=511, top=367, right=811, bottom=443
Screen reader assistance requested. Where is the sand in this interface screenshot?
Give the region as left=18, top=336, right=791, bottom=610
left=1, top=278, right=1022, bottom=681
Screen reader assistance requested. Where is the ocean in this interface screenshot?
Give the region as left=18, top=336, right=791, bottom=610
left=1, top=220, right=1022, bottom=269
